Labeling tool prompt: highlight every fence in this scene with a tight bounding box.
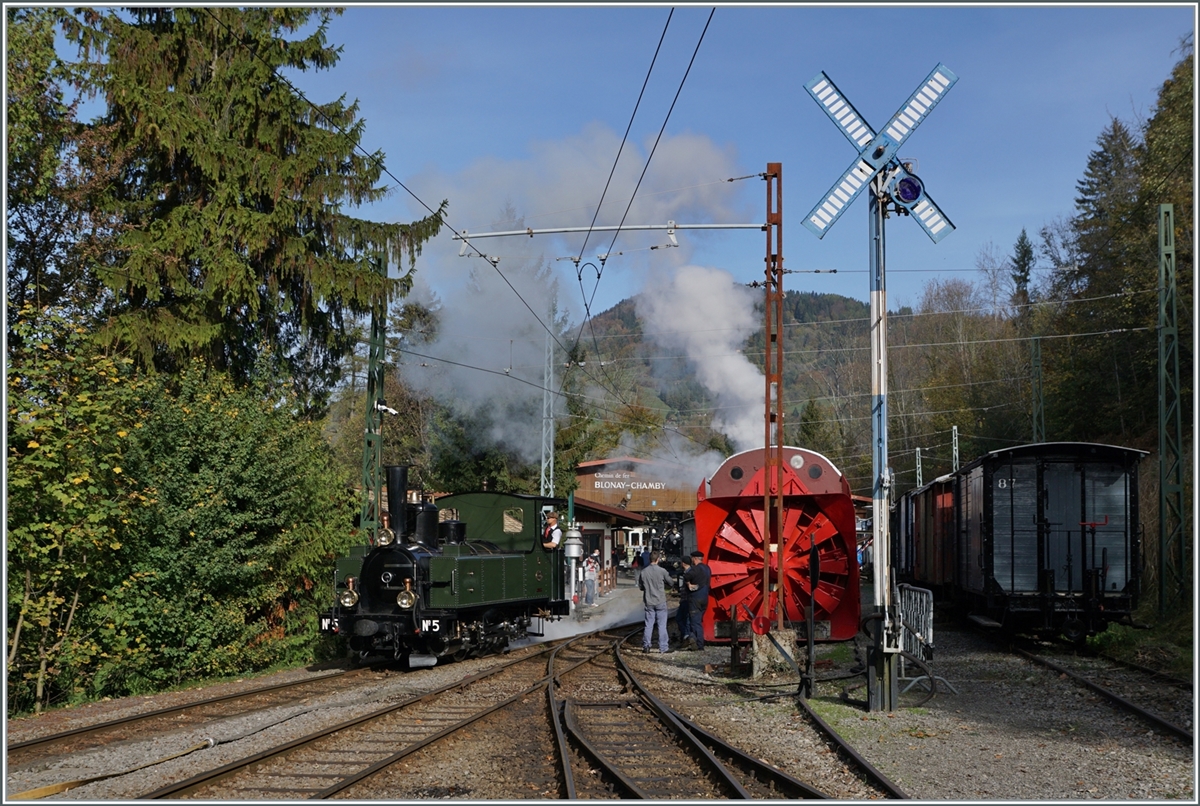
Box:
[896,583,957,695]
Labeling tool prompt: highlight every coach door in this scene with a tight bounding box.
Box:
[1042,461,1083,592]
[991,457,1039,593]
[1080,461,1135,595]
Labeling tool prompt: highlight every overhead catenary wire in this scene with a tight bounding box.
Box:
[522,6,723,472]
[568,7,716,423]
[592,7,716,291]
[199,10,1162,481]
[566,7,673,417]
[571,8,673,284]
[197,8,657,413]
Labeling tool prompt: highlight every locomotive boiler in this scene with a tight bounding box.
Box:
[319,467,570,665]
[694,447,861,643]
[895,442,1145,640]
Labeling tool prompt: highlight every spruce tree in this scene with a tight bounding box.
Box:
[1008,228,1036,321]
[63,8,444,404]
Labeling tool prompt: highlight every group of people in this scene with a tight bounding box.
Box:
[637,549,710,654]
[543,512,713,646]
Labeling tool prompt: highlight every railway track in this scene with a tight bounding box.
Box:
[138,641,570,799]
[576,633,902,796]
[10,623,923,800]
[555,631,813,798]
[302,627,843,799]
[6,669,366,770]
[1012,644,1193,744]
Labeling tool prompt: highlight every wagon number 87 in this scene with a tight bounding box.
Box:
[995,477,1018,489]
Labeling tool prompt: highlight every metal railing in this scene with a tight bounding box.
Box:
[897,583,958,695]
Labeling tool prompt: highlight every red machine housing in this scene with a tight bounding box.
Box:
[695,447,860,642]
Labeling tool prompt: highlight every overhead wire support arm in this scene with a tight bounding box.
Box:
[453,221,766,254]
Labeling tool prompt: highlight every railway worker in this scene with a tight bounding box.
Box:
[638,551,676,653]
[542,512,563,550]
[681,551,711,651]
[583,549,600,607]
[673,554,694,647]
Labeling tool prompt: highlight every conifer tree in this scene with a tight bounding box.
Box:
[1008,228,1036,324]
[63,8,445,404]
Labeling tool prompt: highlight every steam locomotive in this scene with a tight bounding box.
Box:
[894,442,1146,640]
[319,466,570,665]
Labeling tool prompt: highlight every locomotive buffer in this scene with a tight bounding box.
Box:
[801,63,958,712]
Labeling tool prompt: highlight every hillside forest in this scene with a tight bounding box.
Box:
[6,9,1193,715]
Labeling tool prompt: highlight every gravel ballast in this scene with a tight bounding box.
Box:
[6,578,1194,800]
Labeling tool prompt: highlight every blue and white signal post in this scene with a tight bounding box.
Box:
[802,64,958,711]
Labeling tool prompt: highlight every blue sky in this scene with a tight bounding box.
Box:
[284,3,1193,322]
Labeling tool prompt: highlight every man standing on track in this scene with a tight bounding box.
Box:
[638,551,675,654]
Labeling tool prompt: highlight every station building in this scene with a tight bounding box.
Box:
[574,457,701,564]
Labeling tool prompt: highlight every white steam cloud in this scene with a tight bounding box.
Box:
[397,123,754,464]
[636,264,764,452]
[403,123,750,301]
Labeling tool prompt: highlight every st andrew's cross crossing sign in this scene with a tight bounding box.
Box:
[802,63,958,242]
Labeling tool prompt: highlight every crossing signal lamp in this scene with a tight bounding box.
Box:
[887,170,925,211]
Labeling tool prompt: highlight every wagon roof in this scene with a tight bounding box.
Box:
[984,441,1149,460]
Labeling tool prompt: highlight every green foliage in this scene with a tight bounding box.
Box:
[789,399,841,459]
[1088,605,1192,679]
[60,7,445,404]
[1009,228,1036,317]
[424,406,540,495]
[106,360,357,694]
[6,306,152,713]
[6,320,359,714]
[1035,43,1192,445]
[5,8,113,333]
[1140,43,1194,425]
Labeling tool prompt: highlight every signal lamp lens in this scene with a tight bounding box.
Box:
[338,588,360,608]
[377,527,395,546]
[896,176,923,204]
[396,590,417,609]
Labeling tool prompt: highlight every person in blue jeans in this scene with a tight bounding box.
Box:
[681,551,711,650]
[638,551,676,653]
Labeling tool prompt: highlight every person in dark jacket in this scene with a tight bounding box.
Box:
[673,554,693,647]
[681,551,711,650]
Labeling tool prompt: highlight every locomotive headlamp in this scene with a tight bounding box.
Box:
[396,578,417,609]
[377,527,396,546]
[338,588,359,608]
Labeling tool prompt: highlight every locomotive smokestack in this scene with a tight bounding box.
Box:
[385,465,409,539]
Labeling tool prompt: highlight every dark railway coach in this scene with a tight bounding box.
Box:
[319,467,570,665]
[897,442,1145,639]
